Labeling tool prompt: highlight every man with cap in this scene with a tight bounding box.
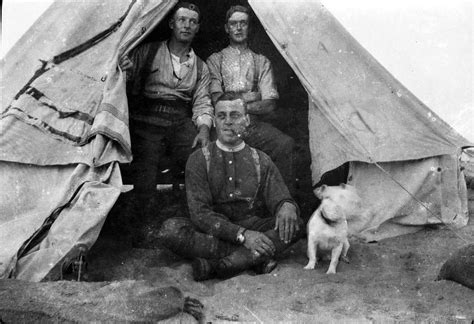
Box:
[206,5,296,194]
[119,2,213,216]
[158,92,303,281]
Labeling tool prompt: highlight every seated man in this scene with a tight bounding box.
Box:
[206,5,296,194]
[158,92,303,281]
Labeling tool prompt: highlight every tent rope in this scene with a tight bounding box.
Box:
[370,160,472,244]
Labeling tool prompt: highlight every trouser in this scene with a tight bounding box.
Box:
[158,216,304,261]
[244,121,295,195]
[121,99,196,218]
[121,118,196,194]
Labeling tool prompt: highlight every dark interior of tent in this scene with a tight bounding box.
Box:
[95,0,348,275]
[141,0,320,200]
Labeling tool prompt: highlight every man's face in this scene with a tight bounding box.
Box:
[225,11,249,44]
[215,99,250,146]
[169,8,200,43]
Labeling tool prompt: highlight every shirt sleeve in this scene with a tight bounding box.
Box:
[206,53,224,98]
[124,42,151,96]
[185,150,242,242]
[257,55,279,101]
[191,60,214,128]
[259,151,299,216]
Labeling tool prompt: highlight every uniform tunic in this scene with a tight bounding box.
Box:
[185,141,296,242]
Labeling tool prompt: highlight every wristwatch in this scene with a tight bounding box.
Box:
[236,228,247,244]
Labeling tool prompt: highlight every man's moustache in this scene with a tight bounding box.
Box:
[230,124,248,138]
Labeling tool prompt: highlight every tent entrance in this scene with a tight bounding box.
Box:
[118,0,330,227]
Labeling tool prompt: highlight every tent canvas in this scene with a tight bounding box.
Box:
[1,0,472,281]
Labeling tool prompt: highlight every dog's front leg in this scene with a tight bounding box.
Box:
[341,239,350,263]
[326,243,343,274]
[304,236,318,270]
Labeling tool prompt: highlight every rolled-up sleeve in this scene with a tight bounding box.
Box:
[206,53,224,98]
[258,55,279,101]
[186,150,241,242]
[125,43,150,96]
[192,62,214,128]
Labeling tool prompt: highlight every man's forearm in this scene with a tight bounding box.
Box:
[246,99,276,115]
[211,92,222,105]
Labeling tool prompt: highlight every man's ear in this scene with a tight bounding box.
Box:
[224,23,229,35]
[212,118,216,128]
[169,18,174,30]
[244,114,250,127]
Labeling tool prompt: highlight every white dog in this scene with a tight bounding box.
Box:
[304,184,360,274]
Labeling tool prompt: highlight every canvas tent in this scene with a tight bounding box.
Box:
[1,0,472,282]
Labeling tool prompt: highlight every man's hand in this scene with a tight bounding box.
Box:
[243,230,275,257]
[275,202,300,244]
[119,55,133,71]
[192,125,210,148]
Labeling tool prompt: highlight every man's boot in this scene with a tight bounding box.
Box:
[192,258,218,281]
[253,258,278,275]
[216,247,263,279]
[191,247,265,281]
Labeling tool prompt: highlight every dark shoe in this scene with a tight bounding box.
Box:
[192,258,217,281]
[215,247,262,279]
[254,259,278,275]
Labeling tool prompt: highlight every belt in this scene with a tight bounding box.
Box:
[146,104,180,115]
[134,97,191,117]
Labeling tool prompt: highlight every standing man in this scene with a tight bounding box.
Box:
[206,5,296,194]
[120,3,213,216]
[158,93,302,281]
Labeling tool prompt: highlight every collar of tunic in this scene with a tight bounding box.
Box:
[216,139,246,152]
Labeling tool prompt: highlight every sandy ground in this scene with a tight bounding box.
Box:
[1,187,473,323]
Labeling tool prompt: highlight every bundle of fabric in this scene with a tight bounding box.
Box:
[0,280,204,322]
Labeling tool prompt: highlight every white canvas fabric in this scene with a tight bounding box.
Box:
[0,0,178,281]
[250,0,471,240]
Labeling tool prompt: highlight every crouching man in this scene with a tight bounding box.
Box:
[158,92,303,281]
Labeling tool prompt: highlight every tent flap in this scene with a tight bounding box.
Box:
[2,0,178,165]
[0,0,177,281]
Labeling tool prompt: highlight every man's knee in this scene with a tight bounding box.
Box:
[278,134,295,155]
[158,217,193,245]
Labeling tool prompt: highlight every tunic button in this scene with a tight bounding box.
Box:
[229,193,234,197]
[229,160,233,164]
[229,177,233,181]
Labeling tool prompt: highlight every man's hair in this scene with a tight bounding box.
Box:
[216,92,248,113]
[225,5,250,23]
[171,2,201,22]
